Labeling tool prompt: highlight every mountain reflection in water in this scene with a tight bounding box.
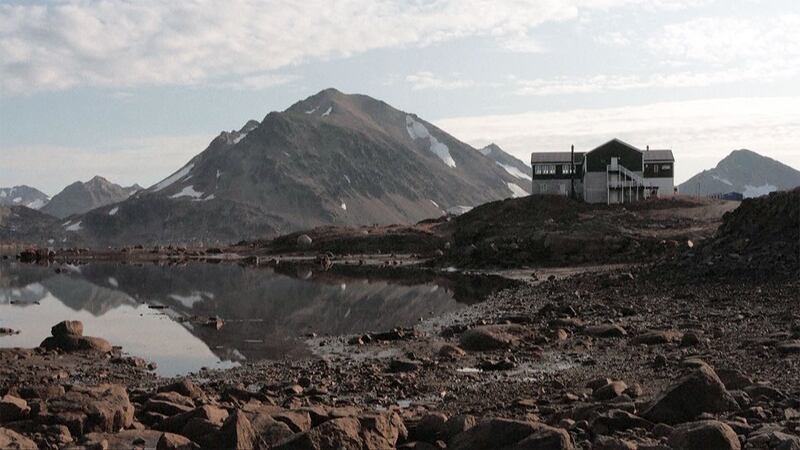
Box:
[0,260,500,377]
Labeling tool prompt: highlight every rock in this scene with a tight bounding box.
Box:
[82,430,163,450]
[594,381,628,400]
[743,384,786,401]
[633,330,683,345]
[642,366,739,424]
[160,405,228,437]
[240,404,312,433]
[777,341,800,355]
[449,418,573,450]
[437,343,466,359]
[459,325,520,351]
[0,395,30,422]
[668,420,741,450]
[442,414,478,442]
[359,411,408,449]
[157,379,206,400]
[388,359,422,373]
[40,335,112,353]
[217,410,258,450]
[45,384,134,436]
[593,435,638,450]
[156,432,199,450]
[680,332,702,347]
[715,369,753,390]
[748,430,800,450]
[0,427,37,449]
[273,417,363,450]
[592,409,653,434]
[297,234,313,248]
[240,409,295,447]
[409,412,448,443]
[144,399,194,417]
[150,391,195,409]
[51,320,84,337]
[584,324,627,338]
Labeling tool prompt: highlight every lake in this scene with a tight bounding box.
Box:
[0,259,501,377]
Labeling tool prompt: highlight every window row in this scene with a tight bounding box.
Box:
[533,164,575,175]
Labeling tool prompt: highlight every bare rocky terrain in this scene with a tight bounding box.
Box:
[0,190,798,449]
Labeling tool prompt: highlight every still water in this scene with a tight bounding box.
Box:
[0,260,499,377]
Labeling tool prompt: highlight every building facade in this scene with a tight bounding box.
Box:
[531,139,675,204]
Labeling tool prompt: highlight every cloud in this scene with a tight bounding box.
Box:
[405,72,481,91]
[435,96,800,183]
[0,0,709,95]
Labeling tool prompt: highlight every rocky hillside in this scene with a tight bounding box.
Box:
[0,205,62,244]
[41,176,141,219]
[0,185,49,210]
[679,149,800,197]
[68,89,530,245]
[479,143,532,187]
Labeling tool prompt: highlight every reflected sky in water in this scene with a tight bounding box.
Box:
[0,260,473,377]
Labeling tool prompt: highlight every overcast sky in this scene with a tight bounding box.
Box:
[1,0,799,195]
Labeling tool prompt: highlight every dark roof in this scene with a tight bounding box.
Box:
[531,152,585,163]
[643,150,675,162]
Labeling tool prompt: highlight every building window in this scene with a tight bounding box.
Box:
[661,164,671,170]
[535,164,556,175]
[653,165,659,174]
[562,164,575,174]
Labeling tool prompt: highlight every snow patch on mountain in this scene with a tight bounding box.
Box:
[712,174,733,186]
[478,147,492,156]
[305,107,317,114]
[108,206,119,216]
[170,186,204,199]
[64,221,82,231]
[322,106,332,117]
[507,182,527,198]
[26,199,46,209]
[405,116,456,168]
[344,175,351,184]
[447,206,472,216]
[497,162,532,181]
[430,199,439,208]
[107,277,118,287]
[340,202,347,210]
[12,197,21,203]
[743,183,777,198]
[153,163,194,192]
[0,191,6,198]
[233,132,247,144]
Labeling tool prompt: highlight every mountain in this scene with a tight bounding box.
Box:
[41,176,142,219]
[0,205,62,244]
[679,150,800,198]
[479,143,532,186]
[0,185,49,209]
[67,88,531,245]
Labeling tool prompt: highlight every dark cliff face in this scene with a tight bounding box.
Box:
[679,149,800,197]
[66,88,532,245]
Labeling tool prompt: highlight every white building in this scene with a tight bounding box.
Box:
[531,139,675,204]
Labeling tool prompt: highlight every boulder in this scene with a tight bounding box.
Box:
[642,366,739,424]
[216,410,259,450]
[45,384,134,436]
[0,427,37,449]
[591,409,653,434]
[593,436,638,450]
[460,325,520,351]
[632,330,683,345]
[449,418,573,450]
[159,405,228,434]
[82,430,163,449]
[40,335,112,353]
[409,412,448,443]
[51,320,83,337]
[594,381,628,400]
[437,343,466,359]
[359,412,408,448]
[273,417,363,450]
[584,324,627,338]
[668,420,741,450]
[157,378,206,400]
[0,395,30,422]
[156,432,199,450]
[442,414,478,442]
[297,234,313,248]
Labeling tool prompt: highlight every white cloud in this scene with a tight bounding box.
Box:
[406,72,479,91]
[0,0,710,94]
[436,96,800,184]
[647,15,800,66]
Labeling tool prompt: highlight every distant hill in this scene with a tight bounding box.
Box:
[41,176,141,219]
[679,149,800,198]
[64,88,530,245]
[0,205,62,244]
[0,185,49,210]
[479,143,532,188]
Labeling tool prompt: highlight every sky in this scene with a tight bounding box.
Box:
[1,0,799,195]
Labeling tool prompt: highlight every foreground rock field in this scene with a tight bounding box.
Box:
[1,190,797,449]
